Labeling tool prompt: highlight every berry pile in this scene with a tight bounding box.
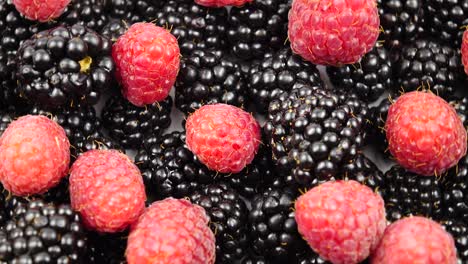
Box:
[1,0,468,263]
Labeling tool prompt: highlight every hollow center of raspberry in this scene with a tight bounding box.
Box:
[79,56,93,73]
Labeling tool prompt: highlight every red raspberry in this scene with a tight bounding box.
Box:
[371,216,457,264]
[288,0,380,66]
[385,91,467,176]
[462,29,468,75]
[12,0,70,22]
[126,198,216,264]
[195,0,252,7]
[112,22,180,106]
[295,180,386,264]
[185,104,261,173]
[69,150,146,232]
[0,115,70,196]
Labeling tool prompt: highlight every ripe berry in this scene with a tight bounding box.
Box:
[113,22,180,106]
[196,0,252,7]
[12,0,70,22]
[385,91,467,176]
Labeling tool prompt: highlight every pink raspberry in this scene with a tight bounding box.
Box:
[462,29,468,75]
[126,198,216,264]
[112,22,180,106]
[12,0,70,22]
[385,91,467,176]
[195,0,252,7]
[288,0,380,66]
[69,150,146,232]
[185,104,261,173]
[0,115,70,196]
[371,216,457,264]
[295,180,386,264]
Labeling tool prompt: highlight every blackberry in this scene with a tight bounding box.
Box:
[341,154,386,197]
[441,154,468,220]
[327,44,393,103]
[16,24,115,109]
[394,39,464,99]
[382,165,443,222]
[264,87,370,187]
[189,183,249,264]
[296,251,329,264]
[108,0,166,23]
[249,188,307,263]
[227,0,290,60]
[135,131,216,201]
[102,95,172,149]
[248,48,324,113]
[241,254,267,264]
[60,0,109,31]
[425,0,468,45]
[377,0,424,50]
[175,48,247,115]
[73,135,125,158]
[0,110,14,136]
[154,0,228,55]
[0,199,87,263]
[441,219,468,263]
[87,231,127,264]
[100,19,127,42]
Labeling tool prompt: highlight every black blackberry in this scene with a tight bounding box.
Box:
[16,24,115,109]
[0,186,6,225]
[227,0,290,60]
[394,39,464,99]
[241,253,267,264]
[425,0,468,46]
[377,0,424,50]
[108,0,166,23]
[0,110,14,136]
[248,48,324,113]
[86,231,127,264]
[60,0,109,31]
[296,251,329,264]
[264,87,370,187]
[189,183,249,264]
[441,219,468,263]
[0,199,87,263]
[154,0,228,55]
[327,44,393,103]
[100,19,128,42]
[102,95,172,149]
[341,154,386,197]
[441,154,468,220]
[382,165,443,222]
[135,131,216,200]
[249,188,307,263]
[73,135,125,158]
[175,48,247,114]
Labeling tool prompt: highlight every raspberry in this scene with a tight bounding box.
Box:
[69,149,146,232]
[185,104,261,173]
[0,115,70,196]
[385,91,467,176]
[113,22,180,106]
[12,0,70,22]
[371,216,457,264]
[288,0,380,66]
[462,29,468,75]
[295,180,386,264]
[195,0,252,7]
[126,198,216,264]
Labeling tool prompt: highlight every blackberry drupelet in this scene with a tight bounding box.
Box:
[60,0,109,31]
[296,250,329,264]
[189,183,249,264]
[0,110,14,136]
[87,231,127,264]
[176,48,247,115]
[341,154,386,197]
[377,0,424,50]
[154,0,228,55]
[102,95,172,149]
[16,24,115,109]
[227,0,290,60]
[73,135,125,157]
[108,0,166,23]
[442,154,468,220]
[248,48,324,113]
[442,219,468,263]
[395,39,464,99]
[327,44,393,102]
[0,199,87,263]
[249,188,307,263]
[135,131,216,200]
[425,0,468,46]
[382,165,443,222]
[264,87,370,187]
[100,19,128,42]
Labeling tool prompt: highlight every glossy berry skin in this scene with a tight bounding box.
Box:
[186,104,261,173]
[385,91,467,176]
[442,219,468,263]
[69,150,146,232]
[113,22,180,106]
[288,0,380,66]
[126,198,216,264]
[60,0,108,31]
[12,0,70,22]
[196,0,252,7]
[462,29,468,75]
[425,0,468,46]
[0,115,70,196]
[296,180,386,264]
[371,216,457,264]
